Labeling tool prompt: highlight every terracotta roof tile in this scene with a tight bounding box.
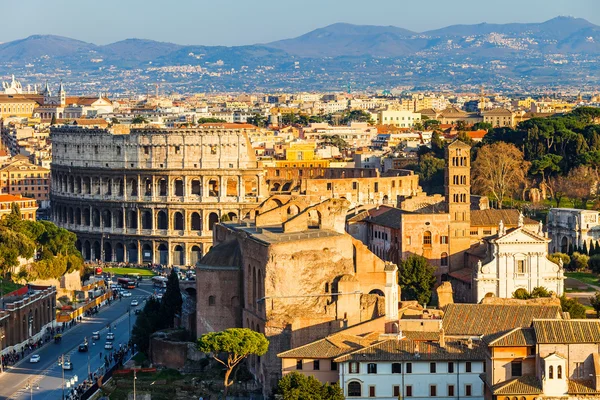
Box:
[334,339,486,362]
[568,379,600,394]
[532,319,600,343]
[484,327,536,347]
[492,375,542,395]
[277,333,377,359]
[470,209,537,227]
[442,304,562,336]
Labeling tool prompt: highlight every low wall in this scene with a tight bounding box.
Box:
[56,292,111,323]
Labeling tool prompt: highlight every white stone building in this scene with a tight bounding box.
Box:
[546,208,600,253]
[473,218,564,302]
[335,338,485,400]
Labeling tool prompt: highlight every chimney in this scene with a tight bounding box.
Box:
[439,328,445,348]
[467,338,473,350]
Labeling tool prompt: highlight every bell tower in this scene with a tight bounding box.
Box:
[445,140,471,272]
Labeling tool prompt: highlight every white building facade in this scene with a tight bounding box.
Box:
[546,208,600,254]
[473,221,565,302]
[335,339,485,400]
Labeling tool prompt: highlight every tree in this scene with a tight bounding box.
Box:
[159,270,183,328]
[247,113,267,128]
[197,328,269,396]
[560,295,586,319]
[276,372,344,400]
[590,292,600,318]
[418,154,445,194]
[472,142,530,208]
[398,255,437,305]
[473,122,493,131]
[513,288,530,299]
[197,117,226,124]
[548,253,570,267]
[569,252,589,271]
[424,119,441,130]
[132,116,149,124]
[530,286,552,298]
[132,297,162,354]
[583,240,589,255]
[589,254,600,274]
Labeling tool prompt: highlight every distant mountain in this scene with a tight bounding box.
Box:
[265,23,418,57]
[100,39,182,62]
[0,35,96,62]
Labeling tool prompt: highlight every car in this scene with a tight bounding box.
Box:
[122,291,132,297]
[92,331,100,340]
[29,355,40,363]
[78,343,88,352]
[131,300,139,306]
[156,293,163,300]
[104,342,113,350]
[134,309,141,315]
[62,361,73,370]
[107,332,115,340]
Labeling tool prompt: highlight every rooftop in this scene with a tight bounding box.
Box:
[222,221,344,245]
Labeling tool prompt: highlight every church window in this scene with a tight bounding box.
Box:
[517,260,526,274]
[441,236,448,244]
[208,296,216,306]
[423,231,432,246]
[549,365,553,379]
[557,365,562,379]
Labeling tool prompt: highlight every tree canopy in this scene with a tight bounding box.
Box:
[197,328,269,395]
[398,254,437,305]
[197,117,226,124]
[276,372,344,400]
[559,295,586,319]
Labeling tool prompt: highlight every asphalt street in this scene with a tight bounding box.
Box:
[0,282,155,400]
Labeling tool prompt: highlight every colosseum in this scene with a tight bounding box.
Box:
[50,125,267,266]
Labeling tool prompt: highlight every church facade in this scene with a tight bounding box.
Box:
[472,219,564,302]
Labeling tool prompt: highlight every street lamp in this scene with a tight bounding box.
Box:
[25,379,39,400]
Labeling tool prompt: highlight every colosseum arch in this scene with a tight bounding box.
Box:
[208,212,219,230]
[102,177,111,195]
[104,242,113,262]
[158,178,168,196]
[93,241,101,261]
[157,211,168,230]
[190,245,202,266]
[174,212,184,231]
[75,207,81,225]
[115,243,125,262]
[142,243,152,262]
[115,210,124,229]
[92,209,101,227]
[144,178,153,196]
[68,176,74,193]
[129,178,138,197]
[226,178,238,197]
[174,178,184,197]
[243,177,258,198]
[307,210,322,229]
[191,212,202,231]
[157,244,168,265]
[174,245,184,265]
[102,210,112,228]
[117,179,124,197]
[207,178,219,197]
[83,241,91,260]
[75,177,82,194]
[83,177,91,194]
[68,207,74,224]
[142,210,152,230]
[83,208,91,226]
[190,179,201,196]
[128,243,138,263]
[127,210,138,229]
[287,204,300,217]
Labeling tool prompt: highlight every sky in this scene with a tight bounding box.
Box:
[3,0,599,45]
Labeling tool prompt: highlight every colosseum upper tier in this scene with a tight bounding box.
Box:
[50,125,267,266]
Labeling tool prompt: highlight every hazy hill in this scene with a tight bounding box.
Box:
[0,35,96,61]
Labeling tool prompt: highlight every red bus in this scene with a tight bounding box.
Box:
[95,266,103,275]
[117,277,135,289]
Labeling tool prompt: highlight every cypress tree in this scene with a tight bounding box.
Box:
[583,240,588,255]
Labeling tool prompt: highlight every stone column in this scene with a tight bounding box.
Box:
[137,240,142,265]
[123,174,128,200]
[137,174,141,198]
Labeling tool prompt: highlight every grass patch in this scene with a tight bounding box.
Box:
[565,272,600,287]
[105,267,156,277]
[0,280,23,296]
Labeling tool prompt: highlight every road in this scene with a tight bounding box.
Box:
[0,282,155,400]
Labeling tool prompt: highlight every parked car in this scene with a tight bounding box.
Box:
[104,342,113,350]
[131,300,139,306]
[92,331,100,340]
[107,332,115,340]
[29,355,40,363]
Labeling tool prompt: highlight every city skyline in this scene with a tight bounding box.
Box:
[3,0,599,46]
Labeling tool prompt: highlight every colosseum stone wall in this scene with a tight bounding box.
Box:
[50,125,267,266]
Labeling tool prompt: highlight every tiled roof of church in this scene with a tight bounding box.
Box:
[492,376,542,395]
[277,332,379,359]
[198,239,242,268]
[471,209,537,226]
[532,319,600,343]
[367,208,408,229]
[484,327,536,347]
[442,304,562,336]
[568,379,600,395]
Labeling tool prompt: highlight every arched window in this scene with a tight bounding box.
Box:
[423,231,432,246]
[549,365,553,379]
[557,365,562,379]
[441,252,448,266]
[347,382,361,397]
[208,296,216,306]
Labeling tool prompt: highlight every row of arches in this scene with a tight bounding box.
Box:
[1,296,55,348]
[54,205,241,233]
[52,172,259,199]
[76,240,204,266]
